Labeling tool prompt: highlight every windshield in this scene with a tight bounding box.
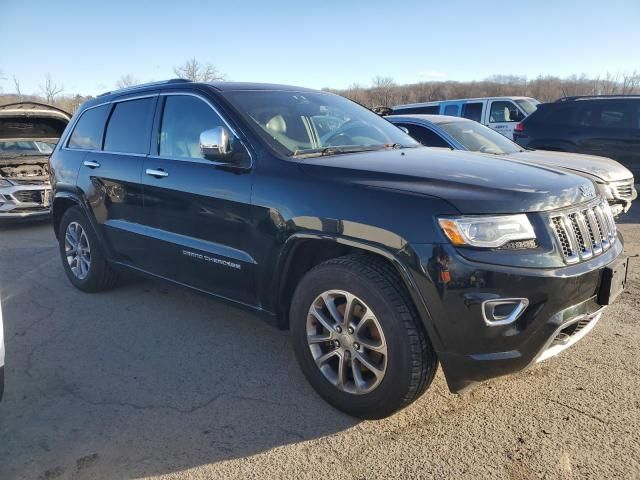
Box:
[226,91,419,157]
[439,121,523,155]
[515,98,539,116]
[0,140,55,156]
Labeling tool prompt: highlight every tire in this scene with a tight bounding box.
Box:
[58,206,120,292]
[290,254,438,419]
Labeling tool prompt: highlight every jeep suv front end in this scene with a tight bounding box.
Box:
[410,197,626,392]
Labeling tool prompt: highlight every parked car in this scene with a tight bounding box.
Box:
[513,95,640,182]
[387,114,637,216]
[0,298,4,401]
[0,102,71,221]
[50,80,627,419]
[392,96,540,139]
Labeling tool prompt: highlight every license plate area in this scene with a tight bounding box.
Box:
[597,257,628,305]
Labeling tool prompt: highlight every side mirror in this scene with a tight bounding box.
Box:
[398,126,410,134]
[509,110,522,122]
[200,127,231,160]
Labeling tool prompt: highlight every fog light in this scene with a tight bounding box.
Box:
[482,298,529,326]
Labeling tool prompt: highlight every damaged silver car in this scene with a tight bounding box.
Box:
[0,102,71,221]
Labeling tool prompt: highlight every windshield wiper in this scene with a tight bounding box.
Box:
[291,143,418,159]
[291,145,384,159]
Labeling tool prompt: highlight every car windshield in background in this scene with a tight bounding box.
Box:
[515,98,539,116]
[439,121,523,155]
[0,140,55,155]
[227,91,419,157]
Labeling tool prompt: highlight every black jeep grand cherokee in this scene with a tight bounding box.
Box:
[49,80,628,418]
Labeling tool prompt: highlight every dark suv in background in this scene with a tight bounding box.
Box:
[513,95,640,181]
[49,80,627,418]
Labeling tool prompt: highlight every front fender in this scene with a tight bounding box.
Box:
[273,232,446,352]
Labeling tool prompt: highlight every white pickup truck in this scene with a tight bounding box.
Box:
[392,96,540,140]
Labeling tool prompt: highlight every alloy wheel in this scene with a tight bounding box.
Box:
[306,290,388,395]
[65,221,91,280]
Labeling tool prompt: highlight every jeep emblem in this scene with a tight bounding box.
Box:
[579,183,596,198]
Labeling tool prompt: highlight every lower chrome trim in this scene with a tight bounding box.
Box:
[535,307,605,363]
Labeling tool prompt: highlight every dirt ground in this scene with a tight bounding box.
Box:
[0,212,638,480]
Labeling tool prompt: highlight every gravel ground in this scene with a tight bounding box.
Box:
[0,211,638,480]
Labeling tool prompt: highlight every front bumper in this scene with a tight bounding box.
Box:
[0,183,51,221]
[408,238,625,393]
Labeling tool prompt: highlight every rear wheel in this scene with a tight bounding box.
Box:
[291,254,437,419]
[58,206,120,292]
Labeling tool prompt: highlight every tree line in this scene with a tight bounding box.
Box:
[1,63,639,113]
[326,72,640,107]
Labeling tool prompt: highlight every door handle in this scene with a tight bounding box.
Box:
[83,160,101,169]
[146,168,169,178]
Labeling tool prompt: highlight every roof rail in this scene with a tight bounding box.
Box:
[97,78,191,97]
[556,94,640,102]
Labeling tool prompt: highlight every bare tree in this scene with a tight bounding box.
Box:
[370,76,396,107]
[116,74,140,89]
[173,58,225,82]
[620,71,640,94]
[12,76,23,101]
[39,74,64,104]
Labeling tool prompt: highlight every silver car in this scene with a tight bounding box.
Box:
[0,298,4,400]
[387,114,637,216]
[0,102,71,221]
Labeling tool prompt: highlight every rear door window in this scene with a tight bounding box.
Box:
[104,97,156,154]
[398,123,451,148]
[443,105,459,116]
[67,104,109,150]
[573,102,632,129]
[461,103,483,122]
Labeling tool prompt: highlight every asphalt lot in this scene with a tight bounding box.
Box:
[0,212,639,480]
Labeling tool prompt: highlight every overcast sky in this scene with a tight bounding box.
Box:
[1,0,639,96]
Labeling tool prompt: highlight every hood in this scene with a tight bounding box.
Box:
[299,148,598,214]
[0,102,71,141]
[508,150,633,183]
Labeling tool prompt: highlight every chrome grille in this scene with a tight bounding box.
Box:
[549,200,617,264]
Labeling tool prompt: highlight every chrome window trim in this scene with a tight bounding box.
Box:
[146,154,239,167]
[62,94,160,152]
[60,90,252,167]
[99,151,148,158]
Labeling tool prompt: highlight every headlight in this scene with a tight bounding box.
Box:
[0,178,14,188]
[438,214,536,248]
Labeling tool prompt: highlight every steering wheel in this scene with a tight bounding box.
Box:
[322,120,370,146]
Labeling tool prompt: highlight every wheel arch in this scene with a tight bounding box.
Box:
[52,193,114,261]
[52,193,82,237]
[274,233,443,350]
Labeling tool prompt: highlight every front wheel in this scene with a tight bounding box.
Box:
[290,254,438,419]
